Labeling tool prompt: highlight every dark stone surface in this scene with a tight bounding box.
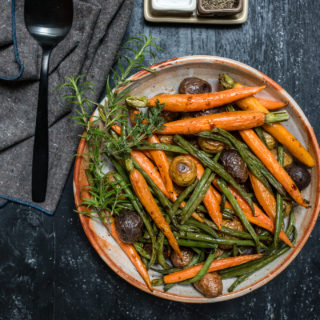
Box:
[1,0,319,319]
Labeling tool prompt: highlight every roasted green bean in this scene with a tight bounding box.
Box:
[170,178,199,217]
[286,209,296,237]
[186,219,219,238]
[157,233,171,269]
[222,209,235,220]
[273,145,284,248]
[217,179,262,251]
[195,132,232,147]
[133,242,151,260]
[228,273,249,292]
[254,127,268,148]
[137,143,188,154]
[178,224,201,233]
[180,169,214,224]
[174,231,256,247]
[221,246,290,279]
[201,218,272,241]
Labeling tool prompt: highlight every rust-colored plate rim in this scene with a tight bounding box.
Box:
[73,55,320,303]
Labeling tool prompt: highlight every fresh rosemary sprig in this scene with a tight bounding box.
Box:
[79,169,132,220]
[61,34,162,217]
[104,100,164,158]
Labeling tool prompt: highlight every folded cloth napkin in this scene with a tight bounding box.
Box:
[0,0,134,214]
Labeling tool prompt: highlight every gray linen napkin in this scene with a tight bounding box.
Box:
[0,0,134,214]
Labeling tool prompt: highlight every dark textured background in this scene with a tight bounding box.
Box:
[1,0,319,319]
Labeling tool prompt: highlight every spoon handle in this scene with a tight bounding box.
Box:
[32,48,51,202]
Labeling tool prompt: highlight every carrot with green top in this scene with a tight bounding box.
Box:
[163,254,263,284]
[155,110,289,135]
[148,86,266,112]
[219,74,315,167]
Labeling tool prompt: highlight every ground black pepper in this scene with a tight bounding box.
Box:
[202,0,238,10]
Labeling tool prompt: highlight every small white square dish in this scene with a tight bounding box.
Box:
[151,0,196,14]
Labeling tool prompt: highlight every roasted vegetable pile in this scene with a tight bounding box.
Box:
[66,36,313,298]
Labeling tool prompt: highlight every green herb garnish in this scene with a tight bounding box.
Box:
[61,35,162,217]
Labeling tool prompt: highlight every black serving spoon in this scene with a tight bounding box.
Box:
[25,0,73,202]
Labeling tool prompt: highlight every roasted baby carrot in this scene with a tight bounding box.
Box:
[148,86,266,112]
[263,123,315,167]
[147,135,175,200]
[255,97,287,110]
[206,180,234,210]
[143,150,153,160]
[129,168,182,258]
[155,110,287,135]
[249,172,276,221]
[111,124,122,135]
[163,254,263,284]
[130,109,140,126]
[131,150,170,198]
[240,129,308,207]
[220,75,315,167]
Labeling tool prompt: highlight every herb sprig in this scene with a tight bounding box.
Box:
[104,100,164,158]
[61,34,162,216]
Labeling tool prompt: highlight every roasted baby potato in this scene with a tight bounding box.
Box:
[179,77,212,94]
[170,247,194,268]
[198,137,225,154]
[169,155,197,187]
[193,272,223,298]
[220,149,249,183]
[115,210,143,244]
